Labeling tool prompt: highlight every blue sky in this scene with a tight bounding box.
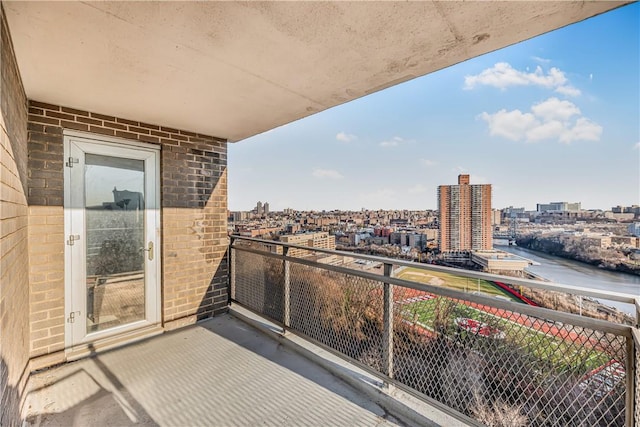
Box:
[229,4,639,212]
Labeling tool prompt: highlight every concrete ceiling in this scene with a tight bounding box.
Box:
[4,1,629,142]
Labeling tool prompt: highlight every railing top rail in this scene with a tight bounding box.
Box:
[230,235,640,306]
[234,243,633,336]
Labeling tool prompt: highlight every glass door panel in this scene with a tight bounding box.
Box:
[84,154,146,333]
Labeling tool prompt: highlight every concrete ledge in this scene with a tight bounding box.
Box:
[229,304,474,427]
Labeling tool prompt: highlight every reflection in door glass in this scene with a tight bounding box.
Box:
[85,154,145,333]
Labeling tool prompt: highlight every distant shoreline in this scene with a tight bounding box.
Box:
[515,236,640,277]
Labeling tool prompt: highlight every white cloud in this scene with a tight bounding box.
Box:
[380,136,407,147]
[336,131,357,142]
[312,168,343,179]
[464,62,568,91]
[407,184,427,194]
[452,166,467,173]
[479,109,538,141]
[559,118,602,144]
[531,97,581,121]
[634,142,640,150]
[479,97,602,144]
[525,120,565,142]
[465,62,581,97]
[589,73,594,82]
[532,56,551,64]
[555,85,581,97]
[419,158,437,167]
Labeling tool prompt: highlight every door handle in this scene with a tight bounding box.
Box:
[144,241,154,261]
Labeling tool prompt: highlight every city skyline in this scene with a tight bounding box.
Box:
[228,3,639,212]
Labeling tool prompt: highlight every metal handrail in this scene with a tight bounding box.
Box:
[230,235,639,306]
[233,242,632,336]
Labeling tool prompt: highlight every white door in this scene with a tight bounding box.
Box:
[64,133,160,347]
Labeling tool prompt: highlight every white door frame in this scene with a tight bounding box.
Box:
[63,130,161,349]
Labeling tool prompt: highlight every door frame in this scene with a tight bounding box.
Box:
[63,130,161,350]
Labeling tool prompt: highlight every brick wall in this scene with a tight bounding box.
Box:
[0,5,29,426]
[26,108,64,360]
[27,101,228,356]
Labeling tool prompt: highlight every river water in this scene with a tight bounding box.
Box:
[496,242,640,314]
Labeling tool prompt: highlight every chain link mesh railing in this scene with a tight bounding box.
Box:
[634,330,640,427]
[289,264,384,371]
[233,240,285,323]
[393,289,627,426]
[231,238,637,427]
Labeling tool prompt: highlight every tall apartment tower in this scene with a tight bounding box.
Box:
[438,174,492,252]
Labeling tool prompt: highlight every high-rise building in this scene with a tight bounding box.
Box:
[438,174,492,252]
[263,202,270,215]
[491,209,502,226]
[256,201,263,215]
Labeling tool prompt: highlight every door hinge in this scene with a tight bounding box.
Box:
[65,157,79,168]
[66,234,80,246]
[67,311,80,323]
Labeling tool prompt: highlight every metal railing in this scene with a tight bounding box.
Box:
[230,236,639,427]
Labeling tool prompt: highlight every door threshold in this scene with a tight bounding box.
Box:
[65,324,164,362]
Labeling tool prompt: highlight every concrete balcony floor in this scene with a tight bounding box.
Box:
[23,314,416,427]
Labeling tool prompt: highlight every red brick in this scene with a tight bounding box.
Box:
[114,130,138,140]
[161,126,180,133]
[28,123,44,132]
[151,130,170,138]
[116,117,139,126]
[46,111,75,121]
[89,126,115,136]
[179,129,197,137]
[128,126,150,134]
[76,116,102,126]
[61,106,89,116]
[90,112,116,121]
[29,115,59,126]
[138,122,160,131]
[103,121,127,130]
[138,134,160,144]
[30,101,60,111]
[60,120,88,131]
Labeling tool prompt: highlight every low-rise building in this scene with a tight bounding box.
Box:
[279,231,336,257]
[611,236,639,248]
[536,201,581,212]
[471,251,531,272]
[584,236,612,249]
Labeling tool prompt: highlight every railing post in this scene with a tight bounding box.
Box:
[283,246,290,328]
[383,262,394,380]
[229,238,236,301]
[625,332,636,427]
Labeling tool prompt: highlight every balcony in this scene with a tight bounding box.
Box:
[24,236,639,426]
[26,312,454,426]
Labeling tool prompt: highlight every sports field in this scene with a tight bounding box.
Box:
[401,296,610,372]
[395,267,520,302]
